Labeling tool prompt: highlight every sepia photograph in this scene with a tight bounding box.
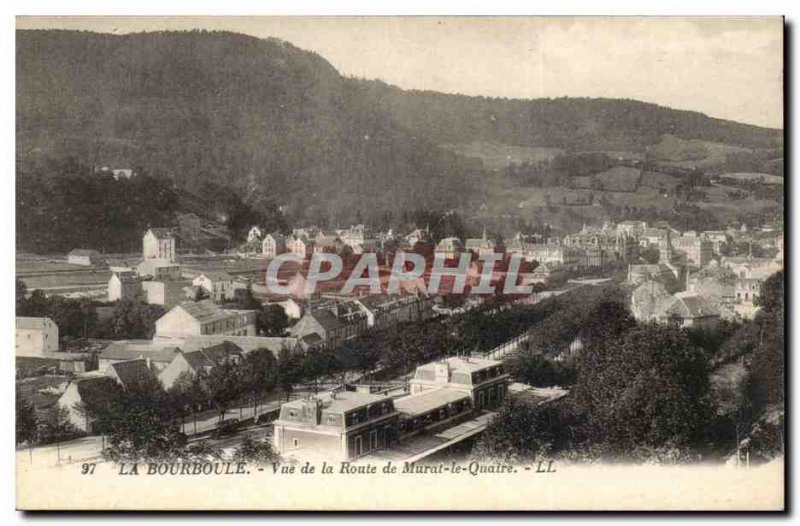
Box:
[12,14,785,511]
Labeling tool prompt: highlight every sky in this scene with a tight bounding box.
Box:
[16,16,784,129]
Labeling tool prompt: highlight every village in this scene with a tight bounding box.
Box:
[15,213,784,466]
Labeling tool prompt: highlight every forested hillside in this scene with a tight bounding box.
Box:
[16,29,784,252]
[354,80,783,152]
[17,30,479,234]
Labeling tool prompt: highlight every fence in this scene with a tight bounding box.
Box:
[476,332,532,361]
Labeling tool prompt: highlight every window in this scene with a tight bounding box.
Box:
[292,438,300,448]
[354,436,363,456]
[370,430,378,451]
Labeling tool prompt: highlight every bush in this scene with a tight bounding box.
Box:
[231,434,279,465]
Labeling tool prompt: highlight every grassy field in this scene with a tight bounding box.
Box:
[572,166,641,192]
[444,141,563,171]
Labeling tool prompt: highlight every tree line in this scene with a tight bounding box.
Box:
[473,271,785,464]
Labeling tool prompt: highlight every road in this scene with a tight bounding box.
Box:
[16,435,104,468]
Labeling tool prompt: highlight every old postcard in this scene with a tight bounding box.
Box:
[14,16,784,511]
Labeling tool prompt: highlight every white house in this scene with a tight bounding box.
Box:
[434,237,465,259]
[57,376,121,432]
[247,226,263,244]
[15,317,59,356]
[354,293,434,328]
[406,228,432,247]
[464,229,498,257]
[192,271,235,301]
[154,300,257,338]
[262,233,287,259]
[136,260,182,281]
[158,341,244,389]
[289,236,314,258]
[408,356,510,412]
[58,358,155,432]
[108,271,143,302]
[278,298,304,320]
[142,280,192,308]
[143,228,176,262]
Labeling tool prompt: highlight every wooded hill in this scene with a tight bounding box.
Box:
[16,29,783,250]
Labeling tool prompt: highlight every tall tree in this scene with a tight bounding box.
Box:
[276,347,302,401]
[257,304,290,336]
[102,299,166,340]
[574,323,712,459]
[748,270,784,410]
[241,349,277,418]
[16,390,38,448]
[167,371,207,435]
[205,359,244,423]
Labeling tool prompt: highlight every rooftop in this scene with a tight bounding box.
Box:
[393,388,470,417]
[667,293,722,319]
[107,358,153,389]
[177,300,255,324]
[101,341,181,363]
[417,356,503,375]
[284,390,392,416]
[306,309,346,332]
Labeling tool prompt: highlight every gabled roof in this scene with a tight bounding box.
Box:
[100,340,180,363]
[165,335,297,354]
[182,341,243,372]
[356,293,394,310]
[665,293,721,319]
[263,232,286,242]
[435,237,464,252]
[175,300,252,324]
[107,359,153,390]
[308,309,345,332]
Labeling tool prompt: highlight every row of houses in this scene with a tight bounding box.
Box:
[58,341,248,431]
[628,250,783,326]
[249,225,385,259]
[287,293,436,348]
